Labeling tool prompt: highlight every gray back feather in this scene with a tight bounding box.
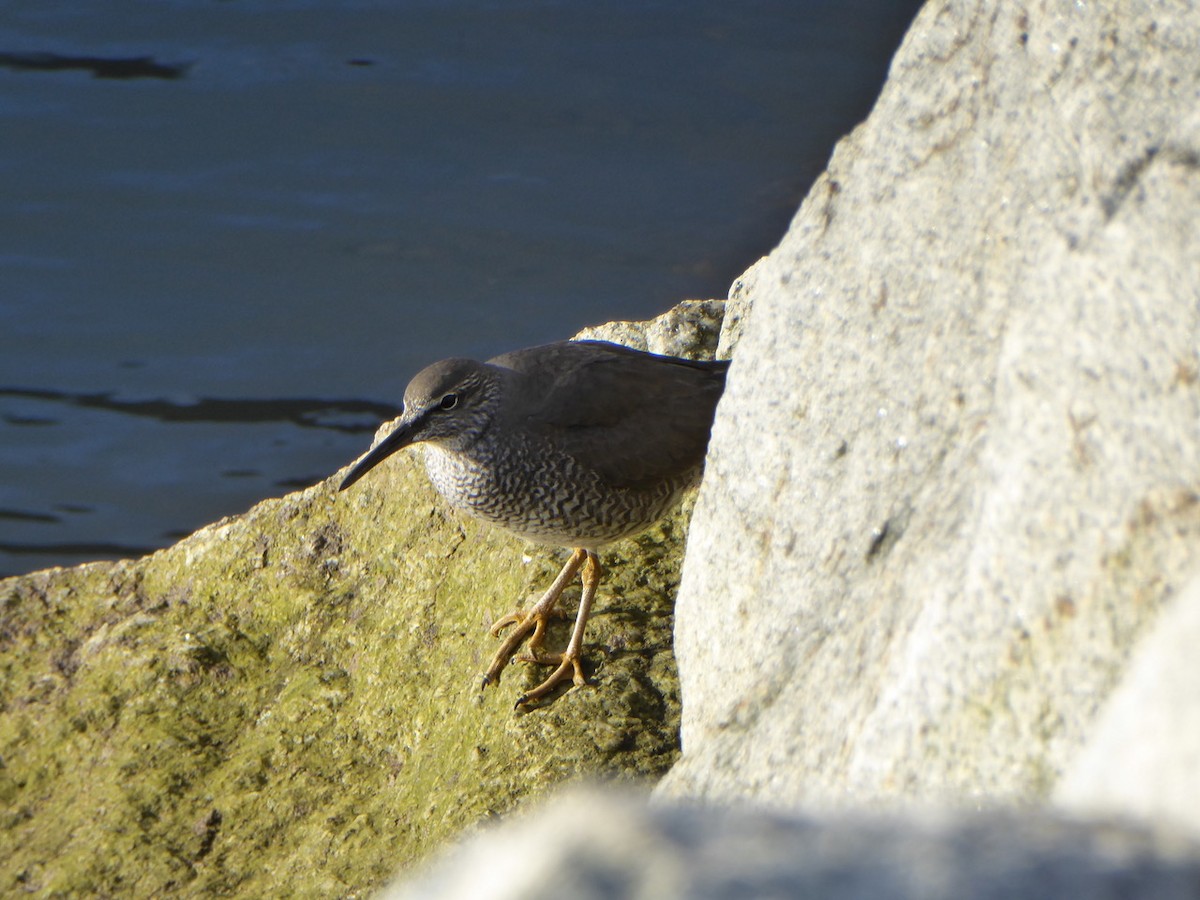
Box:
[488,340,728,489]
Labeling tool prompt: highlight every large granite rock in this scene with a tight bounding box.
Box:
[0,306,719,896]
[1055,573,1200,838]
[660,0,1200,809]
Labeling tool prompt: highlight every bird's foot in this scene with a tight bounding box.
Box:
[481,608,553,689]
[512,651,589,708]
[479,548,599,708]
[480,609,589,705]
[488,605,568,641]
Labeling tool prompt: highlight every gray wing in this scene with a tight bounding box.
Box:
[489,340,729,489]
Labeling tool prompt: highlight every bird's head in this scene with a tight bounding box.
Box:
[338,358,498,491]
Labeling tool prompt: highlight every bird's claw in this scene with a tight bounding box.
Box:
[482,608,551,687]
[487,611,523,638]
[512,652,589,708]
[489,606,568,638]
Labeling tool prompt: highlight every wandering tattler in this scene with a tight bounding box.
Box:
[338,339,728,707]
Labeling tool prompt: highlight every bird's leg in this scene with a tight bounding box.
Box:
[481,547,587,689]
[513,551,601,708]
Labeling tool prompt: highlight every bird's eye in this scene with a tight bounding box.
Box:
[438,393,459,411]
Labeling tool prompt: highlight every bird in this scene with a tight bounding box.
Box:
[337,339,729,707]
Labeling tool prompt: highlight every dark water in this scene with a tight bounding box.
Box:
[0,0,923,577]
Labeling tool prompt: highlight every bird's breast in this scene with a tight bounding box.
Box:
[419,437,689,548]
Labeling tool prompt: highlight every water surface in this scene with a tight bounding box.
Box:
[0,0,923,576]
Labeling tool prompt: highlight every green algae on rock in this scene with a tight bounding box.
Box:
[0,438,687,897]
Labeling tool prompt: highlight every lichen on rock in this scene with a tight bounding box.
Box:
[0,302,723,896]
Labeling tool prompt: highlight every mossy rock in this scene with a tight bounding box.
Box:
[0,451,687,897]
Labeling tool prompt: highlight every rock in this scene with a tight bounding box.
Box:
[1055,573,1200,838]
[660,0,1200,809]
[0,302,722,896]
[575,299,726,360]
[384,788,1200,900]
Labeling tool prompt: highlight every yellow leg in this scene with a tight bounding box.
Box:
[513,551,601,708]
[481,548,587,690]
